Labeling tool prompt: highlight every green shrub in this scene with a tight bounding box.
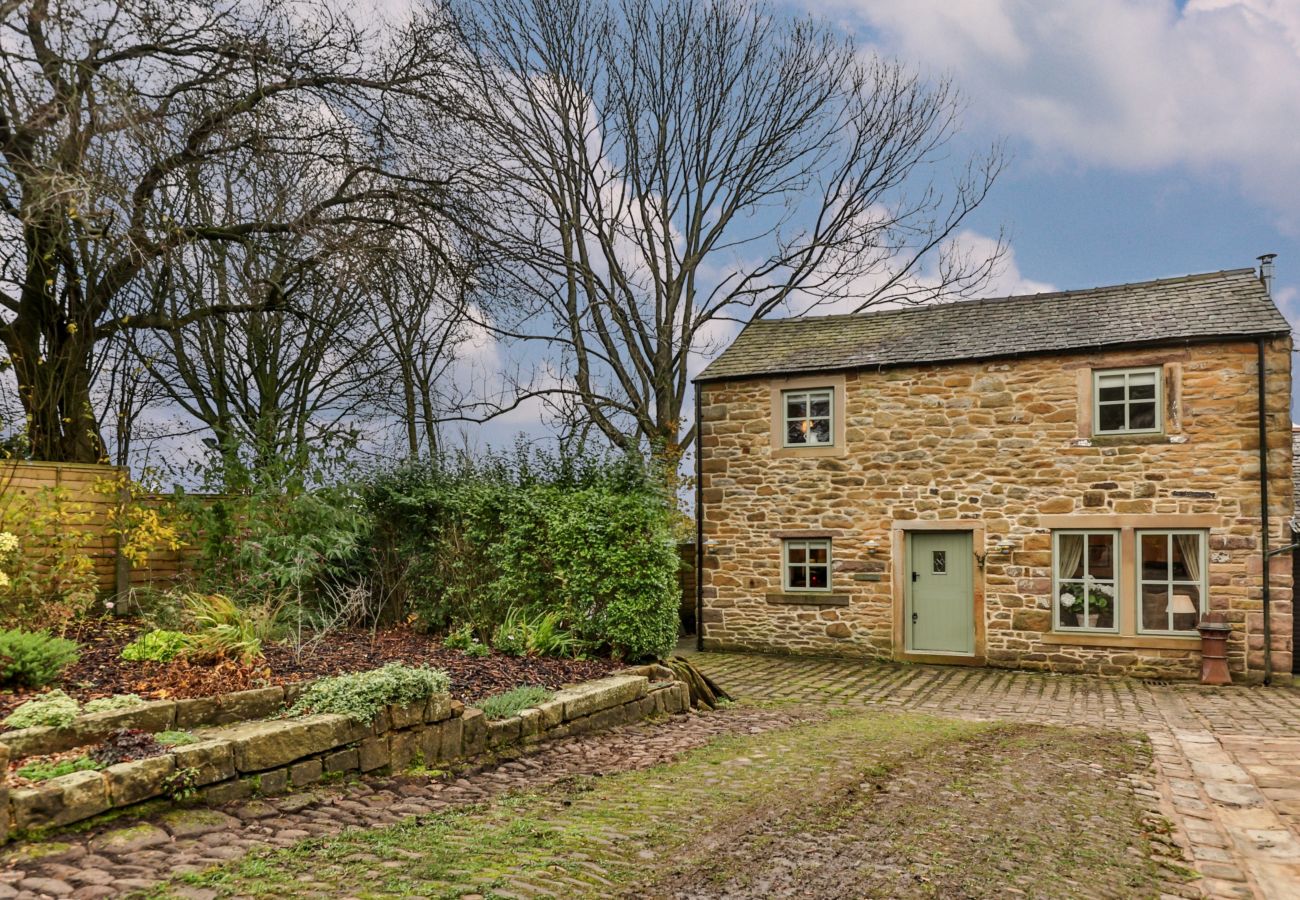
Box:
[181,481,367,604]
[83,694,145,714]
[156,730,198,746]
[364,447,680,660]
[490,486,679,661]
[3,689,81,729]
[287,663,450,722]
[478,685,553,721]
[492,608,576,658]
[0,628,80,688]
[121,630,192,663]
[16,755,101,781]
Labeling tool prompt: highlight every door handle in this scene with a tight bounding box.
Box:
[911,612,918,624]
[911,571,919,583]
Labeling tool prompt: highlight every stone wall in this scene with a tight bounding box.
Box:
[1,670,690,840]
[697,337,1294,679]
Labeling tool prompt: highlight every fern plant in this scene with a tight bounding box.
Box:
[491,608,577,658]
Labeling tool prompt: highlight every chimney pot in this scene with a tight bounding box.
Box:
[1258,253,1277,297]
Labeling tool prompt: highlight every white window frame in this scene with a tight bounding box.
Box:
[1052,529,1121,634]
[782,538,832,592]
[1093,366,1162,436]
[1136,529,1207,636]
[782,388,835,448]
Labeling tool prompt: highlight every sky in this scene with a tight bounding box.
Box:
[459,0,1300,453]
[829,0,1300,375]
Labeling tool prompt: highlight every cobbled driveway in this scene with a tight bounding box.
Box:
[2,653,1299,899]
[686,649,1300,900]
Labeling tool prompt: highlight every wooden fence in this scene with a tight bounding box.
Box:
[0,461,197,596]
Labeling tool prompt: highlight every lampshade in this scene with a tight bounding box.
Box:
[1170,593,1198,616]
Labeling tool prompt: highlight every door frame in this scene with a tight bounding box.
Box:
[892,521,986,666]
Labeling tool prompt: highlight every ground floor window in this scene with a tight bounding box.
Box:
[1053,530,1119,632]
[1137,530,1206,634]
[1048,523,1210,638]
[784,538,830,590]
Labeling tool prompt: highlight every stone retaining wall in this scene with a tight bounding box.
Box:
[0,670,689,841]
[0,685,293,761]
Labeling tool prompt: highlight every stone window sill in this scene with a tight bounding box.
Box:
[765,592,850,607]
[1074,433,1185,448]
[1040,632,1200,650]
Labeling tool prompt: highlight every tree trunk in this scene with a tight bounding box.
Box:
[4,303,105,463]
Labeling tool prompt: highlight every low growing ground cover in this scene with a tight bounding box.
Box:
[0,620,616,719]
[165,710,1161,899]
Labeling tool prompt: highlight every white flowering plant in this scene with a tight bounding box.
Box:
[0,530,17,592]
[1059,582,1114,615]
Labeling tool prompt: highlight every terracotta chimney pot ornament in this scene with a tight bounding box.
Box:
[1197,610,1232,686]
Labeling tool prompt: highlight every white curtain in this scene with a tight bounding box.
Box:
[1176,533,1201,584]
[1057,534,1085,581]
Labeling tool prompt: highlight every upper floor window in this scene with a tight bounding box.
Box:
[783,388,834,446]
[1053,530,1119,632]
[784,538,830,591]
[1094,367,1161,435]
[1138,530,1206,635]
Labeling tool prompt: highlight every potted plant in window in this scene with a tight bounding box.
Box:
[1085,584,1114,628]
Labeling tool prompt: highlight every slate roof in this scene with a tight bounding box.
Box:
[697,268,1292,382]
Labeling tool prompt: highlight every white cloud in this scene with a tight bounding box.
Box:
[833,0,1300,226]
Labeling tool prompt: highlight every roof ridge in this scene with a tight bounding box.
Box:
[763,267,1263,327]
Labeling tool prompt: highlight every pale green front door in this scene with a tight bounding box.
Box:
[906,532,975,655]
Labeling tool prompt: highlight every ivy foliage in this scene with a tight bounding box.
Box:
[287,663,450,722]
[365,445,680,662]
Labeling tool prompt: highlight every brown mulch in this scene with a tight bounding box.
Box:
[0,618,620,719]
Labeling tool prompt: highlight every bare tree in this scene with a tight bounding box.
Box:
[361,227,481,460]
[457,0,1005,459]
[0,0,471,462]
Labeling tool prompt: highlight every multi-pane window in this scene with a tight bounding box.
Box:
[1138,531,1206,634]
[783,389,833,446]
[1053,530,1119,632]
[784,539,830,591]
[1094,367,1161,434]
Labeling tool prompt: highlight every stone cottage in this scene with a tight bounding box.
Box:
[693,264,1294,681]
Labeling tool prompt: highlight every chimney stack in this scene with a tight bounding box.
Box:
[1258,253,1277,297]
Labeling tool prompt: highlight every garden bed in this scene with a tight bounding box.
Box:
[0,619,619,719]
[0,668,689,839]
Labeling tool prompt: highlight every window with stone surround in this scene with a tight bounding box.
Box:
[782,388,834,446]
[1053,530,1119,632]
[1137,530,1206,635]
[784,538,831,591]
[1093,367,1161,435]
